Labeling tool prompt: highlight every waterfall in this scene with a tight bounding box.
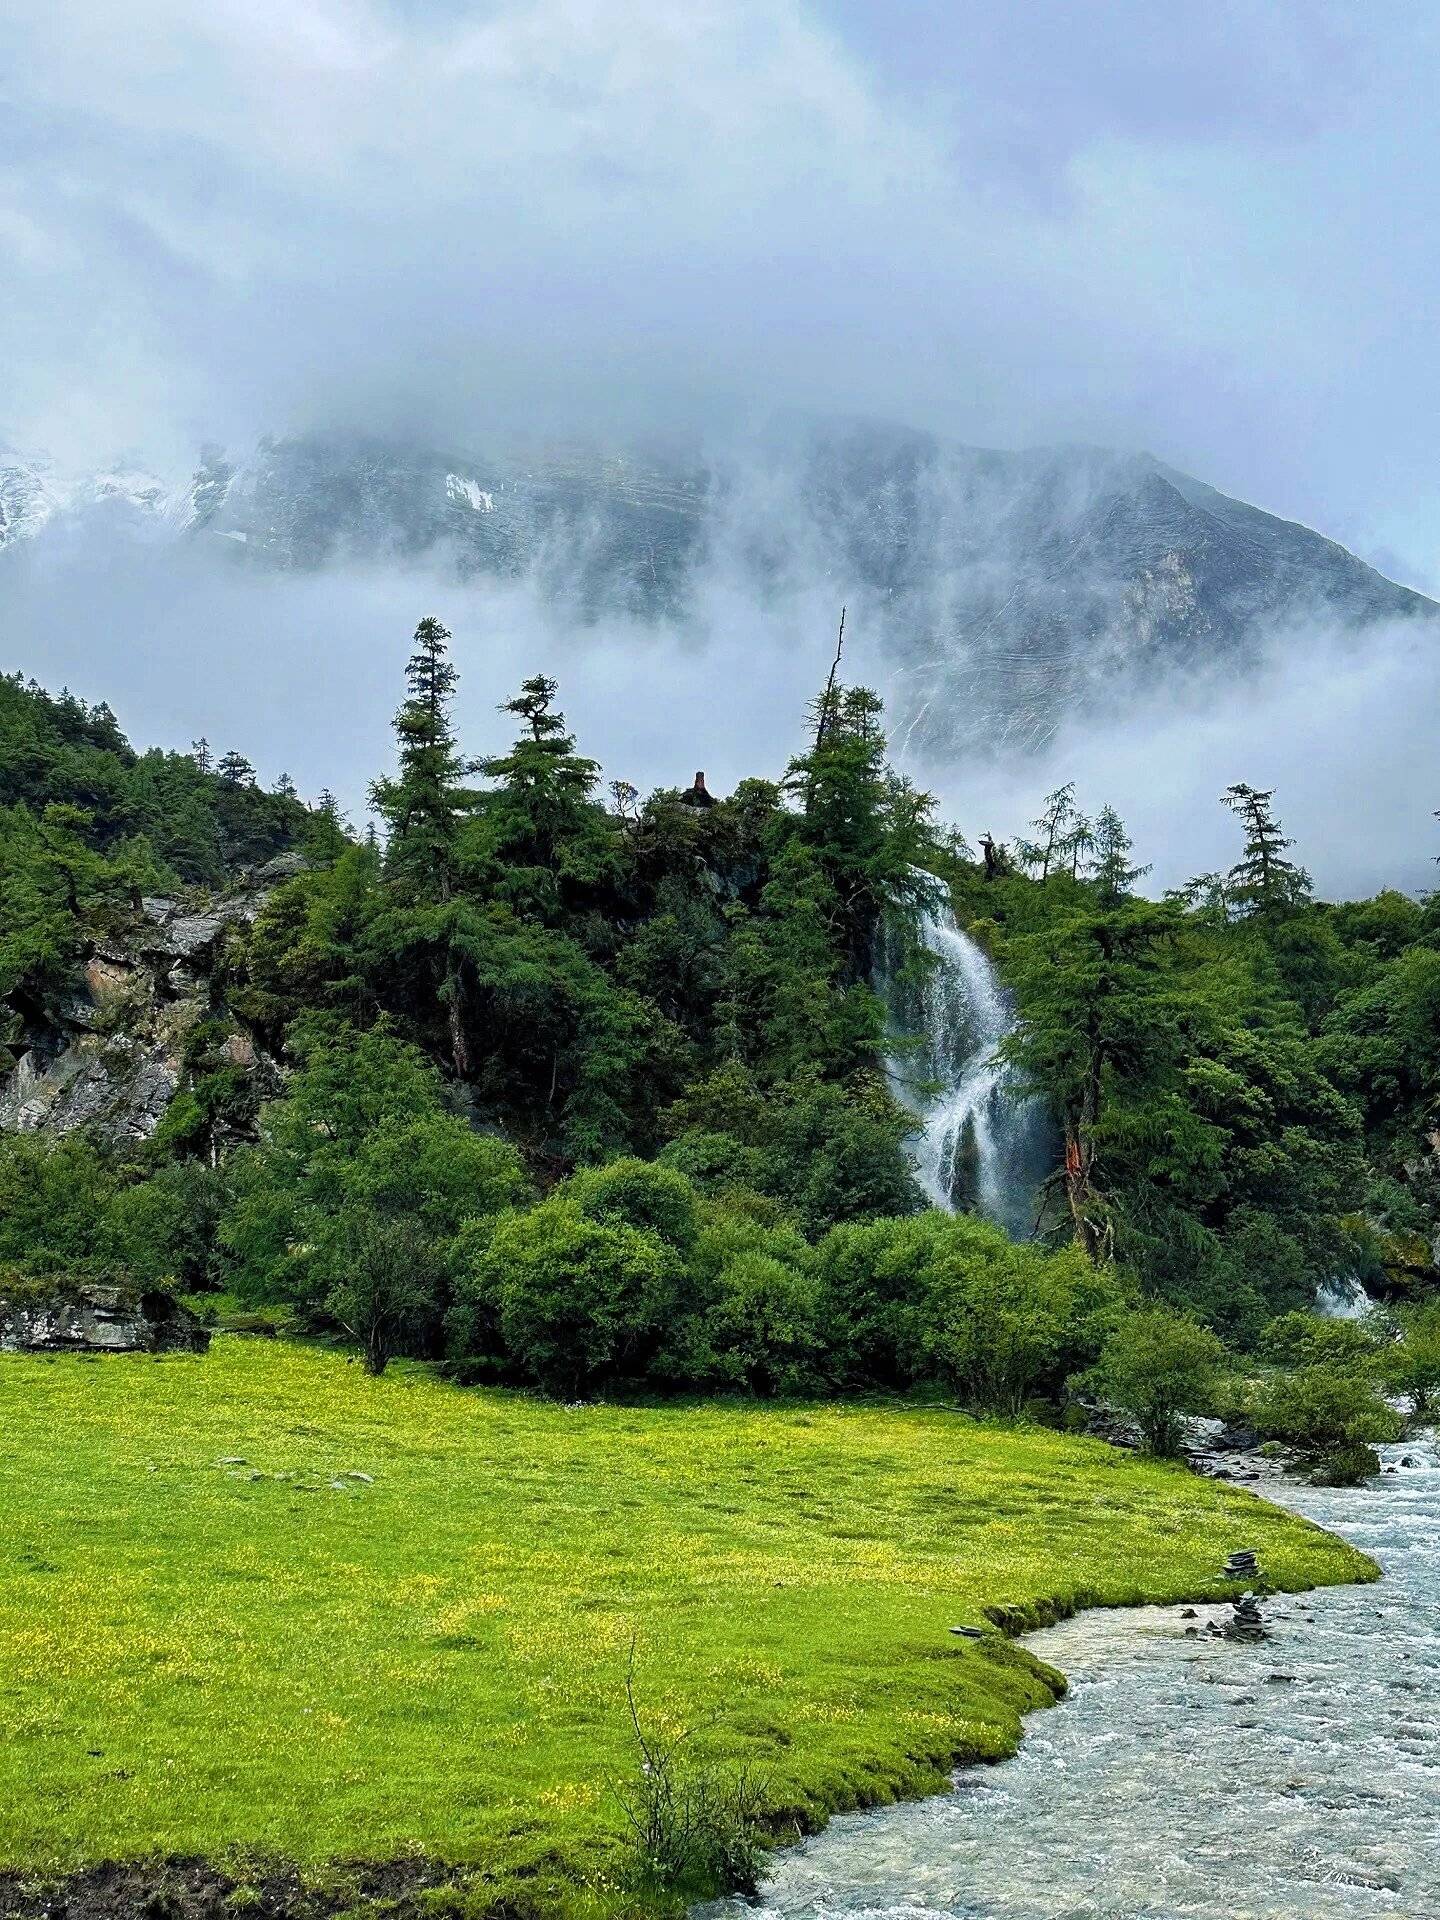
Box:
[1316,1274,1376,1320]
[886,895,1053,1237]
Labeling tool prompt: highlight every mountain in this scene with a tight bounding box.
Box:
[4,422,1433,752]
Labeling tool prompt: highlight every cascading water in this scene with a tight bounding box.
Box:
[1316,1274,1377,1320]
[885,895,1053,1238]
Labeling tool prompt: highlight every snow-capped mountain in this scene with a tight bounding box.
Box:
[0,447,213,547]
[4,422,1433,753]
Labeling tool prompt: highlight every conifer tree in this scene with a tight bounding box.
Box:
[1021,782,1077,879]
[1090,805,1150,906]
[216,749,255,787]
[273,771,298,800]
[1221,784,1311,919]
[1067,811,1096,881]
[480,675,610,905]
[369,618,475,897]
[303,789,349,866]
[191,737,213,775]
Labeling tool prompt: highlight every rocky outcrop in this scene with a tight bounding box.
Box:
[0,868,294,1143]
[0,1282,210,1354]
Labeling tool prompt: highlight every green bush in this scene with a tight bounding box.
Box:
[1080,1306,1227,1455]
[812,1210,1121,1405]
[325,1212,443,1376]
[913,1232,1121,1415]
[1258,1309,1381,1371]
[104,1160,228,1290]
[687,1251,824,1397]
[658,1130,769,1197]
[451,1197,685,1395]
[1383,1300,1440,1419]
[0,1133,122,1274]
[565,1156,699,1251]
[1248,1364,1402,1456]
[812,1213,946,1387]
[1312,1441,1381,1487]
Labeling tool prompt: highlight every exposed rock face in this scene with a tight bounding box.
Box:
[0,1283,210,1354]
[0,876,289,1143]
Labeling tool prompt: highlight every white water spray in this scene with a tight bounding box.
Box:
[1316,1274,1377,1320]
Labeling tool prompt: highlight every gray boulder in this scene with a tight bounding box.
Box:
[0,1282,210,1354]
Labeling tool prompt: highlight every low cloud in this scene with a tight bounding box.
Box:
[922,621,1440,901]
[8,514,1435,902]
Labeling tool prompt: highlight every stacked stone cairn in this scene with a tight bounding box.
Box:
[1210,1548,1268,1641]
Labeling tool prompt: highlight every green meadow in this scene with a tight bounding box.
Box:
[0,1339,1371,1908]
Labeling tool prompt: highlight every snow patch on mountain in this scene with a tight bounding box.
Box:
[445,475,495,513]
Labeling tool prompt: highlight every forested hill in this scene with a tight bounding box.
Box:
[3,622,1439,1402]
[0,672,311,884]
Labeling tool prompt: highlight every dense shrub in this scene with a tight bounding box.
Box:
[0,1133,124,1275]
[452,1197,685,1395]
[813,1210,1121,1407]
[220,1024,531,1326]
[567,1157,699,1251]
[1383,1300,1440,1418]
[1258,1309,1382,1371]
[811,1213,947,1387]
[914,1232,1122,1414]
[104,1160,229,1289]
[1080,1306,1227,1454]
[1247,1365,1402,1460]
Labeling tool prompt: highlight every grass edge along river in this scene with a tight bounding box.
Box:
[0,1338,1376,1917]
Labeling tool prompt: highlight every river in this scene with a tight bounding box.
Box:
[703,1437,1440,1919]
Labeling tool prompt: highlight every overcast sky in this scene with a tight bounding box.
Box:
[5,0,1440,584]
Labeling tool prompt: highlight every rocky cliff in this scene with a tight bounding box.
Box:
[0,859,301,1145]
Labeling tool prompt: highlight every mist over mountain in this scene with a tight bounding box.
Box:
[4,418,1432,772]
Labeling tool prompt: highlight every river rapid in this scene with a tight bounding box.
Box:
[704,1437,1440,1920]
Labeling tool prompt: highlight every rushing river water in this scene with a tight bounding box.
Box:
[704,1438,1440,1920]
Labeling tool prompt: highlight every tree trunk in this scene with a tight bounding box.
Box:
[446,971,472,1079]
[1064,1046,1111,1262]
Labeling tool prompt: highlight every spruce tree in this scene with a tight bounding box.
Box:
[216,749,255,787]
[1221,784,1310,919]
[480,675,609,905]
[369,618,476,897]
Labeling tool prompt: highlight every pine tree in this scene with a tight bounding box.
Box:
[1221,784,1310,919]
[479,675,610,908]
[1090,806,1150,906]
[273,771,298,800]
[216,749,255,787]
[191,737,213,776]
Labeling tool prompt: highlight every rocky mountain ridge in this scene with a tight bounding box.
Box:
[4,421,1434,751]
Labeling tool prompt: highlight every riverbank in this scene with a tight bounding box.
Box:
[0,1339,1374,1919]
[711,1439,1435,1920]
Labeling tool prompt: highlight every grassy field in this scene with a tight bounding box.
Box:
[0,1339,1372,1909]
